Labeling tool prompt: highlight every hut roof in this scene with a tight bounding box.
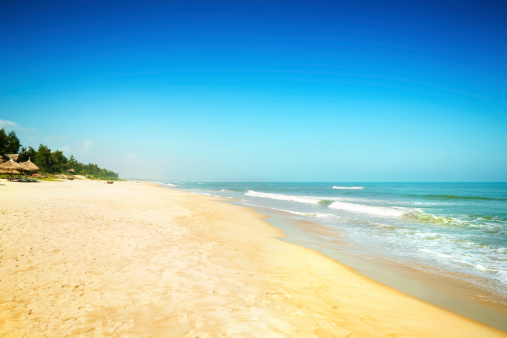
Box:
[19,162,30,171]
[5,154,19,161]
[21,158,39,172]
[0,168,20,175]
[0,158,23,171]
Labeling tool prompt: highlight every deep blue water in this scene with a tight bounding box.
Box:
[163,182,507,298]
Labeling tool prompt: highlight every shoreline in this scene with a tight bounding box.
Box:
[245,204,507,331]
[1,180,505,336]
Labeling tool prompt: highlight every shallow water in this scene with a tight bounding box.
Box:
[163,182,507,328]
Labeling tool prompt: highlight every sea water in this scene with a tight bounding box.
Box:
[163,182,507,304]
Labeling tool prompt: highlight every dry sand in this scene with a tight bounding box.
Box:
[0,179,505,337]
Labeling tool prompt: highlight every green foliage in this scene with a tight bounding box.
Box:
[0,129,8,155]
[0,128,22,156]
[6,131,21,154]
[18,146,37,162]
[1,129,119,180]
[35,144,52,172]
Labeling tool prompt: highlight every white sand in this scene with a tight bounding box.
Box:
[0,180,504,337]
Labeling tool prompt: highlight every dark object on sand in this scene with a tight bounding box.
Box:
[107,181,114,184]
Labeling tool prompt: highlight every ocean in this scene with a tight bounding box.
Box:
[161,182,507,327]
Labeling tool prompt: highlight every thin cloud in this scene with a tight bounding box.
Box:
[0,119,17,129]
[0,120,36,133]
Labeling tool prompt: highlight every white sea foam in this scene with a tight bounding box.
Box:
[497,271,507,285]
[193,192,212,196]
[245,190,322,205]
[362,221,397,229]
[165,183,178,188]
[419,249,453,260]
[245,190,413,218]
[241,202,337,220]
[332,186,364,190]
[272,208,338,219]
[475,264,488,272]
[328,201,407,217]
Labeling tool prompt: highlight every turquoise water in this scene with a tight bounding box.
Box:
[163,182,507,300]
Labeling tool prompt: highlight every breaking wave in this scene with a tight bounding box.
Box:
[333,186,364,190]
[245,190,410,217]
[328,201,407,217]
[243,191,505,229]
[269,208,338,219]
[245,190,323,205]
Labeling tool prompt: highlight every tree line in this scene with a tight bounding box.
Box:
[0,128,119,180]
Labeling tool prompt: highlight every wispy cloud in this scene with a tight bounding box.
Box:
[0,119,17,129]
[0,120,36,133]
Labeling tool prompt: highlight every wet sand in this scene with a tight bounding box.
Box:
[261,209,507,332]
[0,180,505,336]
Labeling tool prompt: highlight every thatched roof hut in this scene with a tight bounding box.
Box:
[5,154,19,161]
[0,168,20,175]
[0,158,23,171]
[0,158,23,175]
[20,158,39,172]
[67,168,75,173]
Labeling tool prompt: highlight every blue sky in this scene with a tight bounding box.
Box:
[1,0,506,181]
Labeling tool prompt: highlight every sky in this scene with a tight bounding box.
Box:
[1,0,506,181]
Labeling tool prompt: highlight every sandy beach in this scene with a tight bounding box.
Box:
[0,180,505,337]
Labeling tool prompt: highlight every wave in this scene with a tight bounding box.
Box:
[469,215,504,222]
[405,211,465,226]
[241,202,339,220]
[245,190,412,218]
[245,190,323,205]
[406,212,506,230]
[243,190,505,229]
[333,186,364,190]
[328,201,407,217]
[419,248,453,260]
[164,183,178,188]
[497,271,507,285]
[415,194,507,202]
[272,208,338,219]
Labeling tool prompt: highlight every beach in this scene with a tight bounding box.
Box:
[0,180,505,337]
